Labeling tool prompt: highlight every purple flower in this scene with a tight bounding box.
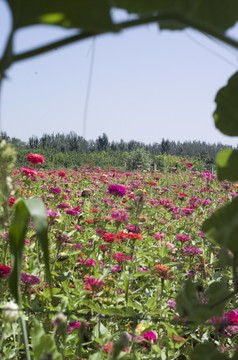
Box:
[111,265,122,272]
[21,272,41,285]
[187,163,193,168]
[176,234,191,242]
[46,209,61,218]
[108,184,127,196]
[183,246,201,256]
[57,203,70,209]
[49,186,62,195]
[65,209,80,216]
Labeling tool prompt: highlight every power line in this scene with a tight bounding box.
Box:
[185,30,238,68]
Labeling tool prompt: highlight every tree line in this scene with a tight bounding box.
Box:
[1,131,234,171]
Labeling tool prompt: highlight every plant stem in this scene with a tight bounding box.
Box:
[20,315,31,360]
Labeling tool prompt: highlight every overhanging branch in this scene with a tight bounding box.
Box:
[10,12,238,65]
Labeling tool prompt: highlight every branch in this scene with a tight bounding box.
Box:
[9,12,238,65]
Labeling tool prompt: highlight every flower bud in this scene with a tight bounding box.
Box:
[3,301,19,323]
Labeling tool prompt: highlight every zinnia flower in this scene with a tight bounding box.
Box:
[111,210,130,222]
[182,246,201,256]
[26,153,45,164]
[0,265,11,277]
[108,184,127,196]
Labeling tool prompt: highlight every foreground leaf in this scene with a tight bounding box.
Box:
[191,343,228,360]
[202,197,238,255]
[31,319,62,360]
[115,0,238,31]
[216,148,238,181]
[7,0,114,32]
[9,198,50,303]
[214,72,238,136]
[176,280,229,323]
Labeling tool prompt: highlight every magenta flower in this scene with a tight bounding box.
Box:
[182,246,201,256]
[84,277,104,287]
[111,210,130,223]
[176,234,191,242]
[21,272,41,285]
[49,186,62,195]
[137,331,157,348]
[187,163,193,168]
[108,184,127,197]
[57,203,70,209]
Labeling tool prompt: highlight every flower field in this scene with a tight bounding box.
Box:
[1,155,238,359]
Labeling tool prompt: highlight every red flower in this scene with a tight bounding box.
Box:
[8,197,18,207]
[0,265,11,277]
[26,153,45,165]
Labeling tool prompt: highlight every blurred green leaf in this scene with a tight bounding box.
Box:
[191,343,228,360]
[216,148,238,181]
[31,319,62,360]
[115,0,238,31]
[214,72,238,136]
[176,280,229,323]
[202,197,238,255]
[9,200,29,303]
[7,0,114,32]
[112,333,129,360]
[24,198,51,287]
[9,198,51,303]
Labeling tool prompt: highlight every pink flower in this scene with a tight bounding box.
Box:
[137,331,157,348]
[111,210,130,222]
[84,277,104,287]
[26,153,45,165]
[186,163,193,168]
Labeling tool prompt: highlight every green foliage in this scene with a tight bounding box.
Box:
[127,149,152,170]
[31,319,62,360]
[115,0,238,31]
[202,197,238,256]
[6,0,114,31]
[216,148,238,181]
[214,72,238,137]
[0,139,16,229]
[9,198,51,303]
[191,343,228,360]
[176,280,229,323]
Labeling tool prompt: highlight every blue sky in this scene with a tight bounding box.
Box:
[1,1,238,146]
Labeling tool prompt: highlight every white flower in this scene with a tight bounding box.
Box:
[3,301,19,323]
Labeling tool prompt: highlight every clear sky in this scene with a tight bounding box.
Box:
[1,0,238,146]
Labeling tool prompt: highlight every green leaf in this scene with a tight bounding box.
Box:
[214,72,238,136]
[23,198,51,287]
[176,280,229,323]
[9,200,30,303]
[101,308,125,317]
[7,0,114,32]
[204,282,230,316]
[112,333,129,360]
[216,148,238,181]
[115,0,238,31]
[9,198,51,304]
[31,319,62,360]
[202,197,238,255]
[191,343,228,360]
